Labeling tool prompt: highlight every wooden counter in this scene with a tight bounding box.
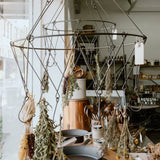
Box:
[103,149,117,160]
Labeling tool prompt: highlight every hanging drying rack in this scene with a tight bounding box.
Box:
[10,0,147,122]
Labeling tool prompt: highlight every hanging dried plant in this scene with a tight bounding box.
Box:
[33,98,56,160]
[18,133,28,160]
[62,74,79,106]
[18,94,36,160]
[102,113,121,153]
[105,63,112,99]
[41,70,49,93]
[117,107,135,159]
[52,117,68,160]
[94,54,101,84]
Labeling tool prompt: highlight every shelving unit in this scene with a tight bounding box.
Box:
[130,105,160,110]
[131,65,160,108]
[86,90,126,107]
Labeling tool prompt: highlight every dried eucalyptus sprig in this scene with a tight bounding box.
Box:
[33,98,56,160]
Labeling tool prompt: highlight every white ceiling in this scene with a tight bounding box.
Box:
[72,0,160,13]
[131,0,160,12]
[101,0,160,12]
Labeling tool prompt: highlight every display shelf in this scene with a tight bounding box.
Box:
[130,105,160,110]
[139,78,160,80]
[140,65,160,68]
[86,90,125,97]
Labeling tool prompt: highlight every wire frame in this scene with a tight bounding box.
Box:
[10,0,147,121]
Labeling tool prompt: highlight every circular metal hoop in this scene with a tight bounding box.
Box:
[11,32,147,51]
[43,19,116,32]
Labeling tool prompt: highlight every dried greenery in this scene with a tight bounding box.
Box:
[105,64,112,99]
[33,98,56,160]
[62,74,79,106]
[94,54,101,83]
[52,117,68,160]
[117,108,135,159]
[33,98,68,160]
[102,114,121,152]
[41,70,49,93]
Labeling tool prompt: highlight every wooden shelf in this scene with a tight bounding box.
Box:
[130,105,160,110]
[140,65,160,68]
[139,78,160,80]
[86,90,125,97]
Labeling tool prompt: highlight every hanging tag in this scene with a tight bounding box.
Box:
[112,28,117,40]
[135,42,144,65]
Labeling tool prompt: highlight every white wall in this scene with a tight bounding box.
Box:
[30,0,64,126]
[69,0,160,61]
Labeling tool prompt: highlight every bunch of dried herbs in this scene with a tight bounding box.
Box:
[102,114,121,153]
[62,74,79,106]
[41,70,49,93]
[105,65,112,99]
[33,98,56,160]
[117,107,135,159]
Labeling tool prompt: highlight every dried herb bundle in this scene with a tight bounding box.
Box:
[18,94,36,160]
[117,108,135,159]
[94,54,101,83]
[33,98,56,160]
[41,70,49,93]
[105,64,112,99]
[62,74,79,106]
[102,114,121,152]
[53,117,68,160]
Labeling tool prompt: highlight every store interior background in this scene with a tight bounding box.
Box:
[0,0,160,159]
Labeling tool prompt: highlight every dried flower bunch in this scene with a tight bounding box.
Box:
[62,74,79,106]
[33,98,56,160]
[33,98,67,160]
[18,94,36,160]
[117,107,135,160]
[102,113,121,152]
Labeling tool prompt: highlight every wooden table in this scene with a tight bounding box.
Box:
[103,149,117,160]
